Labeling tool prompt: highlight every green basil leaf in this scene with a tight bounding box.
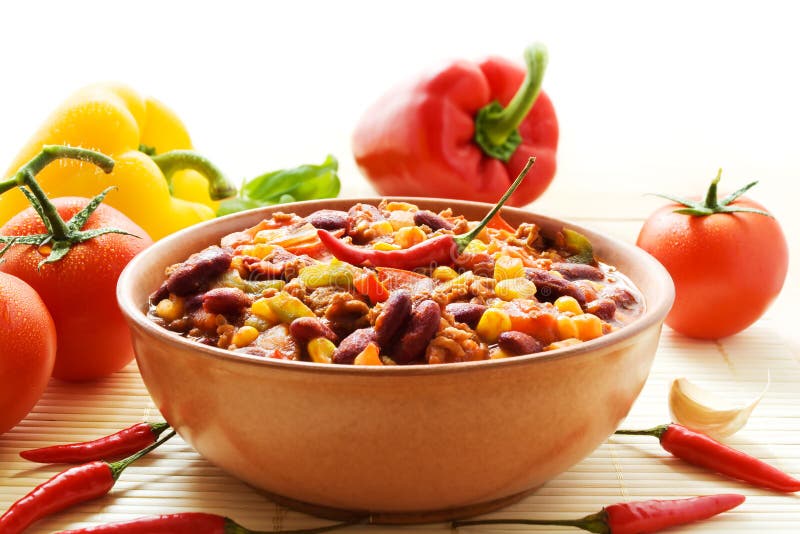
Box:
[218,155,341,216]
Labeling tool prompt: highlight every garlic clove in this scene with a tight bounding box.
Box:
[668,375,769,440]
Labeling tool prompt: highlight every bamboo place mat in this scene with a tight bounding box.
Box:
[2,217,799,533]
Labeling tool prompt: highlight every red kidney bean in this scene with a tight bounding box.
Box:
[497,331,543,355]
[394,300,441,364]
[166,246,232,296]
[445,302,487,329]
[333,327,378,364]
[550,262,604,281]
[202,288,252,315]
[306,209,349,231]
[609,287,638,309]
[586,298,617,321]
[413,210,454,231]
[374,290,412,346]
[290,317,339,345]
[524,268,586,305]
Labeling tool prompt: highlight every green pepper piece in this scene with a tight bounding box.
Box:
[298,261,355,289]
[563,229,596,265]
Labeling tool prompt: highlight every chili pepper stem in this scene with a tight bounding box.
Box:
[454,156,535,253]
[453,511,609,533]
[474,43,548,161]
[108,429,175,480]
[615,424,669,439]
[225,517,367,534]
[150,149,237,200]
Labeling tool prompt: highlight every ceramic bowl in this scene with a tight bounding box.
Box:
[117,198,674,522]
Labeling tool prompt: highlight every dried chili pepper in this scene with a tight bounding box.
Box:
[56,512,362,534]
[0,430,175,534]
[616,423,800,493]
[453,494,745,534]
[318,157,534,270]
[20,422,170,463]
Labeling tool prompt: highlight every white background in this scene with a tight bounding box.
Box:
[0,0,797,321]
[1,1,798,215]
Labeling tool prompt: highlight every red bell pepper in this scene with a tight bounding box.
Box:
[353,43,557,207]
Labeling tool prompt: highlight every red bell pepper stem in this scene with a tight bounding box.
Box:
[318,156,535,270]
[0,430,175,534]
[616,423,800,493]
[55,512,363,534]
[20,422,170,463]
[474,43,548,161]
[452,494,745,534]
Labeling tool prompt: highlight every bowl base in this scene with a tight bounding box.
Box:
[257,486,539,525]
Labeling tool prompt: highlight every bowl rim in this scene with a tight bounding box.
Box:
[117,196,674,377]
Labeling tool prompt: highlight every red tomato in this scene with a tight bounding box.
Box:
[637,187,788,339]
[0,272,56,434]
[0,198,152,381]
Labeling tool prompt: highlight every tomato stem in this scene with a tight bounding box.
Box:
[652,169,773,218]
[0,145,140,267]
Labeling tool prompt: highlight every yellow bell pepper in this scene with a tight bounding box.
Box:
[0,83,236,239]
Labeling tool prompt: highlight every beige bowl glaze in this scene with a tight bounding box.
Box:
[117,198,673,522]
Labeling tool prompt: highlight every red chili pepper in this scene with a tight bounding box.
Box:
[55,513,363,534]
[0,430,175,534]
[318,157,534,270]
[353,43,557,207]
[20,422,170,463]
[452,494,745,534]
[616,423,800,493]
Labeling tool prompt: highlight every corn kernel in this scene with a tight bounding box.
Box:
[237,243,274,259]
[490,348,512,359]
[432,266,459,282]
[354,342,383,366]
[394,226,426,249]
[155,297,184,322]
[384,201,419,212]
[372,241,402,251]
[307,337,336,364]
[371,220,395,237]
[476,308,512,343]
[572,313,603,341]
[232,325,259,347]
[557,315,579,340]
[494,256,525,281]
[495,278,537,301]
[251,297,279,323]
[554,296,583,315]
[464,239,488,253]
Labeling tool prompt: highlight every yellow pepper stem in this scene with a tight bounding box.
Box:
[150,150,237,200]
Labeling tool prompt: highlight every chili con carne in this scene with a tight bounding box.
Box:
[20,422,170,463]
[56,512,361,534]
[0,430,175,534]
[616,423,800,493]
[452,494,745,533]
[317,157,535,271]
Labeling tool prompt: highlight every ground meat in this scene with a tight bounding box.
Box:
[454,252,494,277]
[347,203,386,244]
[426,321,488,364]
[323,292,370,338]
[430,272,496,307]
[240,246,314,281]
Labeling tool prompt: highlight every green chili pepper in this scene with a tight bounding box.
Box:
[265,293,315,323]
